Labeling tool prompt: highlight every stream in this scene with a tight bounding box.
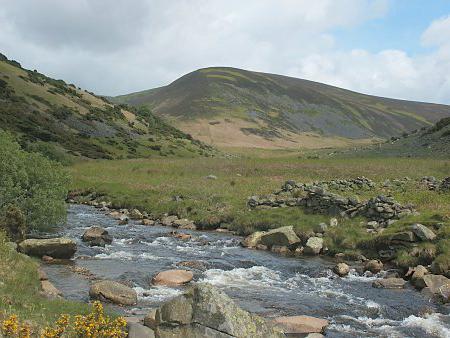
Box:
[42,204,450,337]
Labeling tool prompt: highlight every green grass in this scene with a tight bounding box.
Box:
[0,232,89,328]
[70,154,450,246]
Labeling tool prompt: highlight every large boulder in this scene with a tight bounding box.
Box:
[129,209,143,220]
[18,238,76,259]
[242,231,266,248]
[406,265,429,289]
[153,283,283,337]
[420,275,450,303]
[272,316,329,334]
[152,270,193,286]
[127,323,155,338]
[372,278,406,289]
[333,263,350,277]
[410,224,436,241]
[304,237,323,255]
[364,260,383,274]
[89,280,137,305]
[82,226,113,247]
[260,226,301,249]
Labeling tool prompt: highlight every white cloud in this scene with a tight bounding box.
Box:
[0,0,449,104]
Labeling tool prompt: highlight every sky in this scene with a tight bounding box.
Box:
[1,0,450,104]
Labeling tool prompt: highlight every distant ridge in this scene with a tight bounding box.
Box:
[113,67,450,148]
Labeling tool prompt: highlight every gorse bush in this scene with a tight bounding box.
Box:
[0,131,69,235]
[1,301,127,337]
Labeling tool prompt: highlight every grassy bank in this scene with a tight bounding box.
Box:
[0,232,89,330]
[70,153,448,225]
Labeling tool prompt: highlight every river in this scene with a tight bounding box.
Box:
[42,204,450,337]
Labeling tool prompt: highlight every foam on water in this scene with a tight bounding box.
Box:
[134,286,183,302]
[401,313,450,338]
[95,250,135,260]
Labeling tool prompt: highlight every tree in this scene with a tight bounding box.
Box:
[0,131,69,235]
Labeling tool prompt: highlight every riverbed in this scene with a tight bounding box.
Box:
[42,204,450,337]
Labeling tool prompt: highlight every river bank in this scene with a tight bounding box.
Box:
[38,204,450,337]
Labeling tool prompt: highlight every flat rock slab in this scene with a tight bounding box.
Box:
[89,280,137,305]
[273,315,329,334]
[18,238,77,259]
[152,269,193,286]
[372,278,406,289]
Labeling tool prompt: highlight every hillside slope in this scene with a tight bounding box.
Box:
[114,67,450,148]
[0,54,214,160]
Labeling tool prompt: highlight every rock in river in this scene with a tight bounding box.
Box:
[333,263,350,277]
[364,259,383,274]
[82,226,113,247]
[152,269,193,286]
[18,238,77,259]
[304,237,323,255]
[89,280,137,305]
[272,315,329,334]
[242,231,266,248]
[372,278,406,289]
[149,283,283,337]
[260,226,301,249]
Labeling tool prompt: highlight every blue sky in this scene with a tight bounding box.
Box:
[0,0,450,103]
[336,0,450,55]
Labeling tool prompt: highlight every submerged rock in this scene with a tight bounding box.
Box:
[372,278,406,289]
[18,238,77,259]
[89,280,137,305]
[272,315,329,334]
[152,269,194,286]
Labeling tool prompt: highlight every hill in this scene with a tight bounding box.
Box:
[343,116,450,158]
[0,53,215,161]
[113,67,450,149]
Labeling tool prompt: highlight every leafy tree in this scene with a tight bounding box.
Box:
[0,131,69,235]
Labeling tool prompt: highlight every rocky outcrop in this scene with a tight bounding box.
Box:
[372,278,406,289]
[82,226,113,247]
[333,263,350,277]
[152,270,194,286]
[147,283,283,337]
[89,280,137,305]
[272,315,329,334]
[259,226,301,249]
[18,238,77,259]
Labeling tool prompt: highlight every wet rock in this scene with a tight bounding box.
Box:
[410,224,436,241]
[294,247,304,256]
[260,226,301,249]
[152,269,194,286]
[272,315,329,334]
[153,283,283,337]
[142,219,155,226]
[242,231,266,248]
[161,215,179,227]
[18,238,77,259]
[406,265,429,289]
[89,280,137,305]
[170,231,192,241]
[372,278,406,289]
[130,209,143,220]
[38,267,48,281]
[420,275,450,303]
[82,226,113,247]
[177,261,208,271]
[42,255,54,263]
[304,237,323,255]
[333,263,350,277]
[271,245,290,255]
[256,244,268,251]
[364,260,383,274]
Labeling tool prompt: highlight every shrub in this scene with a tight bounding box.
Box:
[0,132,69,233]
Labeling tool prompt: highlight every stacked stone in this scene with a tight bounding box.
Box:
[247,194,303,209]
[365,195,415,227]
[439,177,450,192]
[420,176,440,190]
[303,186,363,217]
[325,176,375,191]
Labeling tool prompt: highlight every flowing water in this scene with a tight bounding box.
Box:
[43,205,450,337]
